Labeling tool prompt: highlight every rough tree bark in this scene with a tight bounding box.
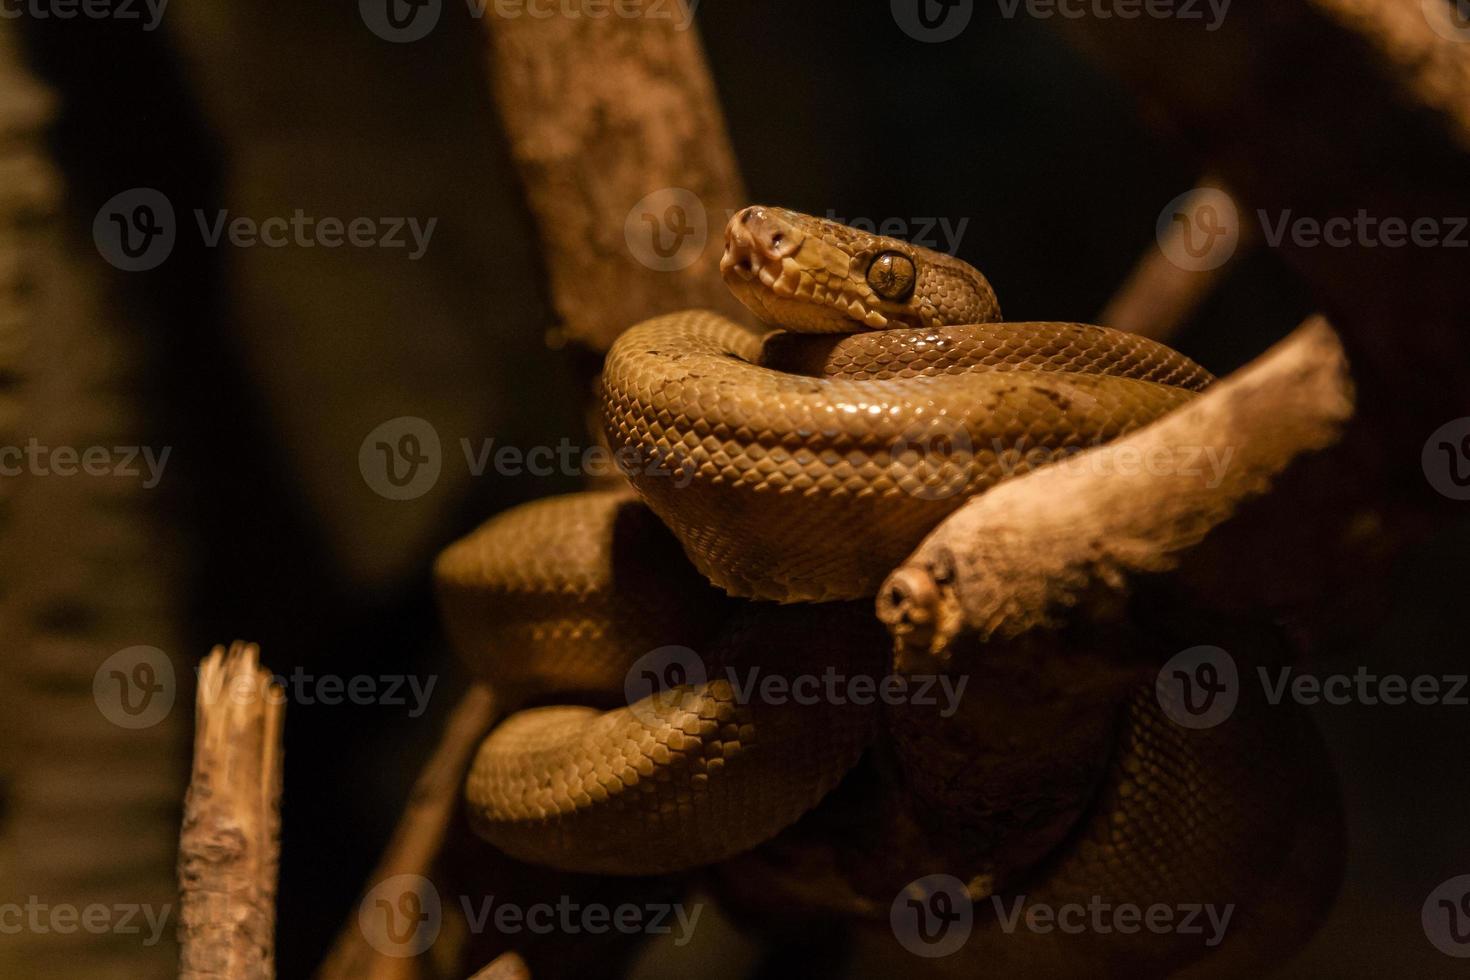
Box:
[483,0,749,352]
[179,643,285,979]
[879,317,1355,664]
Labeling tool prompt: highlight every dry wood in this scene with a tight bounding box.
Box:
[179,643,285,979]
[467,951,531,980]
[483,0,749,352]
[878,317,1354,666]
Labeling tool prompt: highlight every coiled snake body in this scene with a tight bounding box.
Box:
[437,208,1339,972]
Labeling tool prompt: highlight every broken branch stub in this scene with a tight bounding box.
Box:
[877,317,1355,667]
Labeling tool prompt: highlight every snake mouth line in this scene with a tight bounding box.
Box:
[723,249,893,330]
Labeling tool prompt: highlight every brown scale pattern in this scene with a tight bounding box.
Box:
[601,312,1209,602]
[463,603,887,875]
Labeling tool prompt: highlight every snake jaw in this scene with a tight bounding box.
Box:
[721,206,999,334]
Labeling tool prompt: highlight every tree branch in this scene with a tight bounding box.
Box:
[483,0,748,351]
[179,643,285,980]
[877,317,1354,666]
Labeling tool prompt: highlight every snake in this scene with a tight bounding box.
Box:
[435,207,1340,971]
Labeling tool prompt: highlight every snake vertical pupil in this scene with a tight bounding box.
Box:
[867,251,917,302]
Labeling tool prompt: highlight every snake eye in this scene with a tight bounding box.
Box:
[867,251,916,302]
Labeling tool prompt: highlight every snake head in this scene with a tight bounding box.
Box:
[720,205,1001,333]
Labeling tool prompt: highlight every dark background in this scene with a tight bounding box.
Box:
[14,1,1469,975]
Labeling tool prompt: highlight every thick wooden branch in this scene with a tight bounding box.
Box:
[179,643,285,980]
[877,317,1354,665]
[483,0,748,351]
